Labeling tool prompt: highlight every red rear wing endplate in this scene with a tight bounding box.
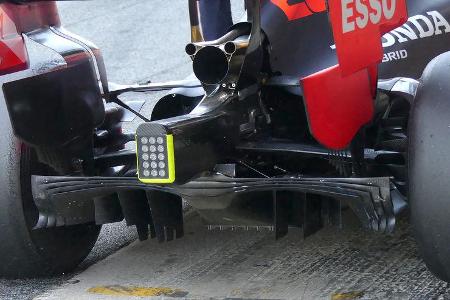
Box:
[301,0,408,150]
[0,4,28,75]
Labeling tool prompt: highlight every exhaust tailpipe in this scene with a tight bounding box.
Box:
[187,38,250,85]
[223,38,249,55]
[186,23,251,85]
[192,46,230,85]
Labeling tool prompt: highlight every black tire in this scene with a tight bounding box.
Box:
[409,52,450,282]
[0,103,100,278]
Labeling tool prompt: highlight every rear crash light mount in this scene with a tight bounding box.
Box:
[136,124,175,184]
[135,113,232,185]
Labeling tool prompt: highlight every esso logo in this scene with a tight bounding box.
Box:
[342,0,398,33]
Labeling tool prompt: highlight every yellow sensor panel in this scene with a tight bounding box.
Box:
[136,123,175,184]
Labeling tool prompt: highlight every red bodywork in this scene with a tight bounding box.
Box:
[270,0,327,21]
[301,0,408,149]
[302,65,374,149]
[0,1,60,75]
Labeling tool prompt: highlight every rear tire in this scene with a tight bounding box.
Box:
[0,102,100,278]
[409,52,450,282]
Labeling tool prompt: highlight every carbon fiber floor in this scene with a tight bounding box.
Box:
[37,212,450,300]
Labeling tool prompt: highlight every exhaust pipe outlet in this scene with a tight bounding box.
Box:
[223,38,249,55]
[193,46,229,85]
[223,42,237,55]
[185,43,198,56]
[187,23,252,85]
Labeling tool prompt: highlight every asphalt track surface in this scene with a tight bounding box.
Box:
[1,1,450,299]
